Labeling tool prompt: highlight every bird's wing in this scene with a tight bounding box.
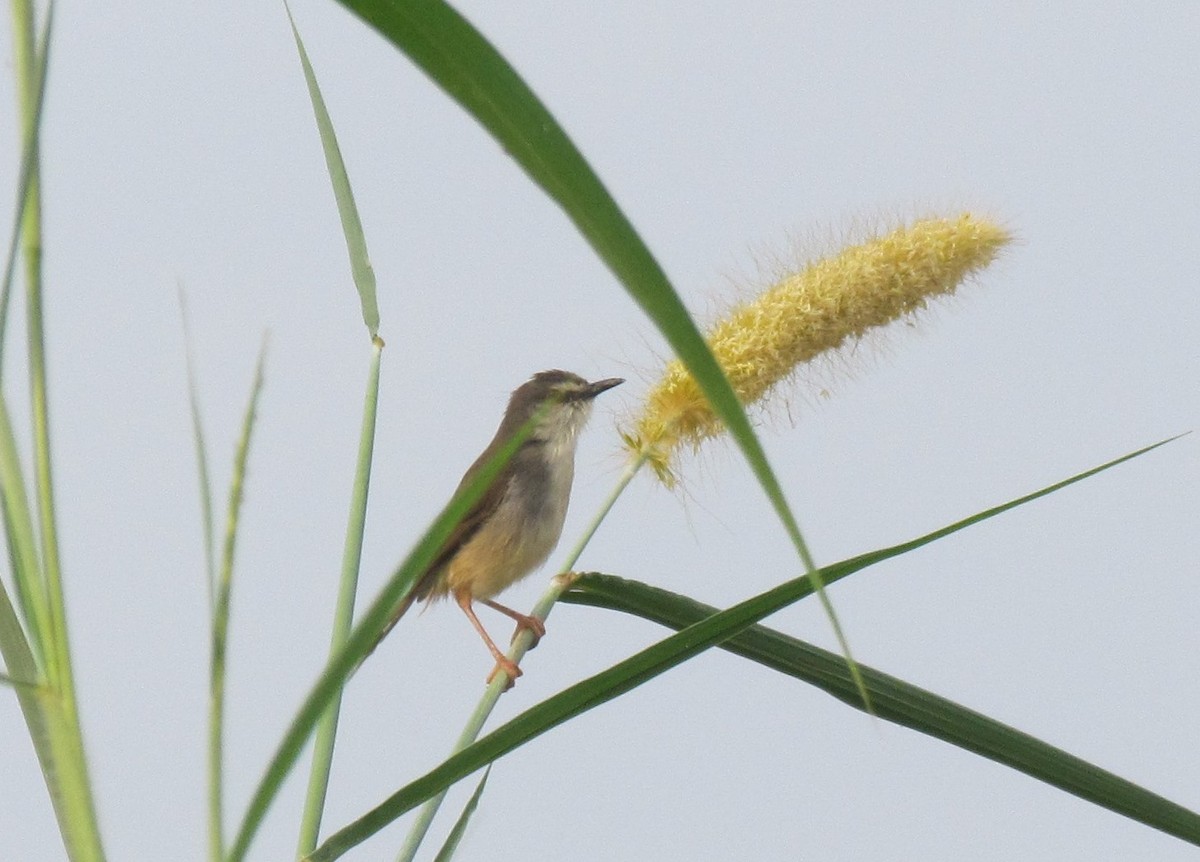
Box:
[411,438,513,599]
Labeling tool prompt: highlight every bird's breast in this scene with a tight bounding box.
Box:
[444,444,576,600]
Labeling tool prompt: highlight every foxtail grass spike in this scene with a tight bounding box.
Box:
[624,214,1011,484]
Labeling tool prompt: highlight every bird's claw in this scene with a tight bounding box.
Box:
[509,613,546,649]
[487,657,522,691]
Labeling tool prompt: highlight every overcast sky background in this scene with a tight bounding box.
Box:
[2,2,1198,860]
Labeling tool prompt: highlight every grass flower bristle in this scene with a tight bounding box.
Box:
[625,213,1011,484]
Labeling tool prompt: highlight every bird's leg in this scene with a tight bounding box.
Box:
[481,598,547,649]
[454,589,522,688]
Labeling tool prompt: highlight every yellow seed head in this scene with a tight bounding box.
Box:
[624,213,1011,484]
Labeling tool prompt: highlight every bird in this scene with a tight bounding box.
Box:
[370,370,623,686]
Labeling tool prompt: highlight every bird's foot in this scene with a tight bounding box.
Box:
[508,612,546,649]
[486,656,523,691]
[480,598,546,649]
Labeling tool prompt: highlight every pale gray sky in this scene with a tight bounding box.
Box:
[1,2,1198,860]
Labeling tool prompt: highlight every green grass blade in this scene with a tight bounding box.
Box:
[297,340,384,857]
[209,341,269,862]
[0,390,49,660]
[307,556,884,861]
[429,767,490,862]
[331,0,860,698]
[3,0,52,667]
[0,669,37,688]
[305,438,1175,860]
[564,575,1200,846]
[286,13,388,850]
[0,527,41,688]
[0,568,62,843]
[179,292,217,608]
[286,2,380,337]
[0,0,52,369]
[565,435,1181,611]
[5,3,105,856]
[18,0,65,685]
[227,410,541,862]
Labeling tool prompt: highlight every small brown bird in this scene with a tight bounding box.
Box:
[372,370,623,685]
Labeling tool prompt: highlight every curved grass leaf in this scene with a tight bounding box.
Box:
[564,575,1200,846]
[431,767,490,862]
[0,0,53,368]
[286,9,388,852]
[330,0,860,696]
[287,2,380,337]
[3,4,106,857]
[305,439,1175,860]
[209,340,268,861]
[0,391,50,660]
[179,292,217,608]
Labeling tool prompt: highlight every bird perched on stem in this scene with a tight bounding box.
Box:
[371,370,623,687]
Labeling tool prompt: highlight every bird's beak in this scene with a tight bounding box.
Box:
[585,377,624,399]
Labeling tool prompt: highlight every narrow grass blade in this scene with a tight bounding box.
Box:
[209,341,268,862]
[306,437,1177,860]
[564,575,1200,846]
[0,390,49,660]
[429,767,490,862]
[228,410,542,862]
[0,565,63,842]
[286,13,388,850]
[332,0,860,697]
[564,436,1181,613]
[0,534,40,689]
[286,2,380,337]
[0,0,52,368]
[307,556,888,860]
[5,5,106,857]
[297,340,385,856]
[179,292,217,609]
[0,669,37,689]
[2,0,53,663]
[15,0,65,684]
